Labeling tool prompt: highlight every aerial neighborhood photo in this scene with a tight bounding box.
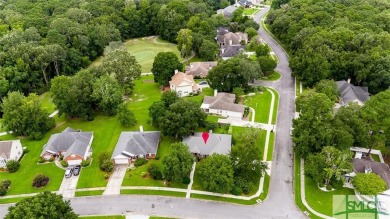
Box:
[0,0,389,218]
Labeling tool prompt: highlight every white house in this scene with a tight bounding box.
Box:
[40,127,93,165]
[201,90,245,118]
[169,70,200,97]
[0,140,23,168]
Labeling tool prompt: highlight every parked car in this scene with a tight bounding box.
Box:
[199,81,208,85]
[65,167,73,178]
[73,165,81,176]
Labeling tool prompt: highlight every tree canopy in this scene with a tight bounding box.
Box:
[162,142,194,182]
[5,191,78,219]
[353,173,387,195]
[152,52,183,86]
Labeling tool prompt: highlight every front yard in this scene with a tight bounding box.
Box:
[243,88,278,124]
[243,8,260,16]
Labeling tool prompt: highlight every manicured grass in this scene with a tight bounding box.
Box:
[269,88,279,124]
[38,92,56,113]
[150,217,177,219]
[371,154,380,162]
[267,132,275,161]
[295,78,300,97]
[305,176,354,216]
[243,8,260,15]
[0,131,65,196]
[91,37,182,73]
[121,137,187,189]
[80,216,125,219]
[190,193,258,205]
[0,197,25,204]
[206,115,223,123]
[243,91,272,124]
[120,189,186,197]
[184,87,213,105]
[261,71,281,81]
[259,174,270,200]
[74,190,104,197]
[187,55,207,63]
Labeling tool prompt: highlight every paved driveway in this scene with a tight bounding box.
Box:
[58,172,80,198]
[103,165,128,195]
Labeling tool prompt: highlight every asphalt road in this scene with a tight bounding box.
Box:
[0,7,305,219]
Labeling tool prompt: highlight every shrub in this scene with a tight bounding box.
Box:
[148,164,162,180]
[1,180,11,189]
[100,160,114,173]
[140,172,147,178]
[353,173,387,195]
[104,174,110,179]
[48,158,54,162]
[38,157,45,163]
[134,158,148,167]
[98,152,111,164]
[59,155,64,160]
[81,159,91,167]
[6,160,20,173]
[231,186,243,196]
[155,155,160,160]
[60,160,68,167]
[32,174,49,188]
[0,187,7,196]
[207,122,217,131]
[331,180,344,190]
[326,184,332,191]
[182,176,191,185]
[23,148,29,154]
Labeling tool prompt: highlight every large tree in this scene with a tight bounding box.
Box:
[152,52,183,86]
[101,50,141,94]
[176,29,193,58]
[157,100,206,138]
[197,154,234,193]
[199,39,219,61]
[305,146,352,186]
[92,75,123,116]
[1,92,54,139]
[5,191,78,219]
[207,56,262,92]
[162,142,194,182]
[314,80,339,102]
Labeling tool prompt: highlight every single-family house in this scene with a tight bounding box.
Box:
[201,90,245,118]
[111,127,160,165]
[169,70,200,97]
[220,45,247,60]
[238,0,253,8]
[40,127,93,165]
[217,32,248,47]
[185,61,218,78]
[182,132,232,158]
[0,140,23,168]
[336,80,370,106]
[216,5,237,18]
[352,158,390,189]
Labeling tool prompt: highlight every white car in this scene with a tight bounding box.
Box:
[65,167,73,178]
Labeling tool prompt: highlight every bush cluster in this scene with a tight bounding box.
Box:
[0,180,11,196]
[98,152,114,173]
[148,164,162,180]
[32,174,49,188]
[6,160,20,173]
[134,158,148,167]
[81,159,91,167]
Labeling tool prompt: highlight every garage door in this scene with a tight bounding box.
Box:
[67,159,82,166]
[114,158,129,165]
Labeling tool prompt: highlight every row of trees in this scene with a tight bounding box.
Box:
[0,0,234,102]
[293,86,390,158]
[266,0,390,93]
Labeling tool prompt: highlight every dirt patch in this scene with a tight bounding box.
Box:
[143,80,154,83]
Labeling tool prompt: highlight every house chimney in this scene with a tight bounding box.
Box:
[214,89,218,97]
[347,78,351,84]
[174,69,178,75]
[139,125,143,133]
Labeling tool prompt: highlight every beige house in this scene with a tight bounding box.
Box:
[0,140,23,168]
[169,70,200,97]
[201,90,245,118]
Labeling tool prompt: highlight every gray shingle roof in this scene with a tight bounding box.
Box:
[111,131,161,158]
[223,5,237,17]
[182,133,232,156]
[203,92,245,113]
[41,128,93,157]
[221,45,246,57]
[0,141,12,159]
[352,158,390,188]
[185,62,218,77]
[336,80,370,105]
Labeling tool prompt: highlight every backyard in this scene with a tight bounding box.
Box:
[90,37,182,73]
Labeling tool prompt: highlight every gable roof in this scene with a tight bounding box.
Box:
[203,92,245,113]
[41,127,93,157]
[352,158,390,188]
[239,0,253,6]
[185,62,218,77]
[170,72,195,87]
[112,131,160,158]
[221,45,246,58]
[183,132,232,156]
[336,80,370,105]
[0,141,13,159]
[223,5,237,16]
[217,32,248,46]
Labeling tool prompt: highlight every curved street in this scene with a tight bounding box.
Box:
[0,7,305,219]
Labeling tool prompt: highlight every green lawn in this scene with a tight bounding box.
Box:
[371,154,381,162]
[80,216,125,219]
[261,71,281,81]
[0,131,66,196]
[243,89,277,124]
[90,37,182,73]
[0,197,26,204]
[190,193,258,205]
[184,87,213,105]
[120,189,186,197]
[267,132,275,161]
[75,190,104,197]
[121,137,187,189]
[38,92,56,113]
[269,88,279,124]
[243,8,260,15]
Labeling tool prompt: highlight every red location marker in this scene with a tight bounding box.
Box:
[202,132,209,144]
